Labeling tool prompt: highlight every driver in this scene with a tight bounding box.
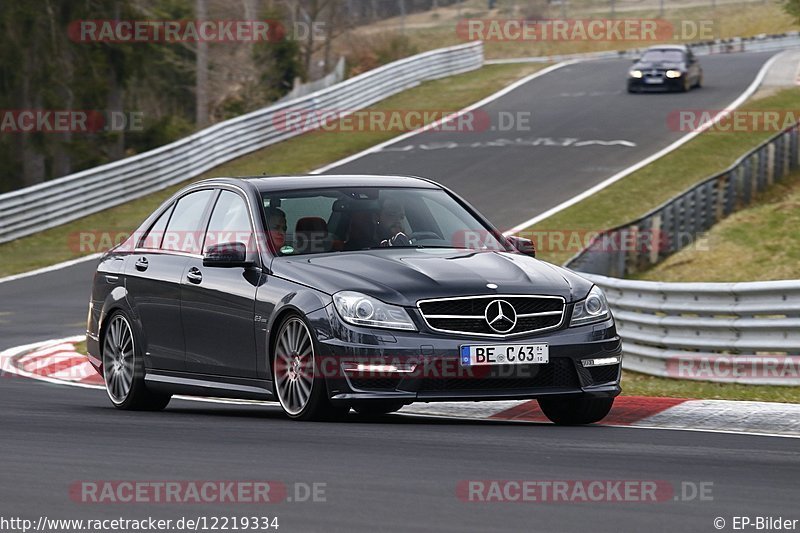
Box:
[376,198,406,242]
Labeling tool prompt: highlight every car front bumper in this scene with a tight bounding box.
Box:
[307,305,622,404]
[628,76,685,91]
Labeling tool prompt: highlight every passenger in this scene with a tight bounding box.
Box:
[266,207,287,250]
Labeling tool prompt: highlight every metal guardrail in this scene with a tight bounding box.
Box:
[566,122,800,277]
[583,273,800,385]
[485,32,800,64]
[277,57,346,104]
[0,42,484,244]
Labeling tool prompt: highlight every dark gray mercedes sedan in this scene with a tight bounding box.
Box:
[86,175,622,423]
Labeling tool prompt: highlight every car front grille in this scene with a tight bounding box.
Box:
[417,295,565,336]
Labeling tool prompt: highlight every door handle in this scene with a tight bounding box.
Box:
[186,267,203,284]
[134,257,149,271]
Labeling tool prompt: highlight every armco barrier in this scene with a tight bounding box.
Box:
[0,41,483,244]
[566,122,800,277]
[583,273,800,385]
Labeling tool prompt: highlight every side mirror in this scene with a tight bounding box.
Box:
[203,242,254,268]
[507,235,536,258]
[632,57,640,63]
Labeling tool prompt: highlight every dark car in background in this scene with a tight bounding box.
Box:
[86,175,622,424]
[628,44,703,92]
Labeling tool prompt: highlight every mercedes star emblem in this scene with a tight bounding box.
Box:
[484,299,517,334]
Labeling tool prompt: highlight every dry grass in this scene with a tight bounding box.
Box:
[339,0,798,62]
[636,171,800,281]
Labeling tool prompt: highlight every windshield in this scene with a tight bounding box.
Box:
[640,50,685,63]
[261,187,507,256]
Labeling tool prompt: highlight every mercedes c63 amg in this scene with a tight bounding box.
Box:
[86,175,622,424]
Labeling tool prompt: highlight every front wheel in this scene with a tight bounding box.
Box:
[102,311,171,411]
[272,315,349,421]
[538,396,614,425]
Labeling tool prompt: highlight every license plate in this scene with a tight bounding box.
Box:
[460,344,549,366]
[644,77,664,84]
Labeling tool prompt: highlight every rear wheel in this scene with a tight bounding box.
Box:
[102,311,171,411]
[272,315,349,421]
[538,396,614,425]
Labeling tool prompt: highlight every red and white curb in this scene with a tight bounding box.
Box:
[3,337,799,438]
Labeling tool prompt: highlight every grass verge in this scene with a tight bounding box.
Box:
[636,169,800,281]
[622,370,800,403]
[346,0,798,60]
[0,62,543,278]
[524,87,800,266]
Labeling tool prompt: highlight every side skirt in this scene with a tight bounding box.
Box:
[145,370,274,401]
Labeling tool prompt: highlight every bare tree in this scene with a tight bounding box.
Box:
[196,0,209,127]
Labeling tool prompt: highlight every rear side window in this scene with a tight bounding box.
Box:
[162,189,214,254]
[139,204,173,250]
[203,191,254,254]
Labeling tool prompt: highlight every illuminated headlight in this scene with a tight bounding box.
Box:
[333,291,416,331]
[629,70,643,79]
[665,70,682,78]
[570,286,611,327]
[582,355,622,367]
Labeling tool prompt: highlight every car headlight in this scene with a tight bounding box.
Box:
[570,286,611,327]
[629,70,643,79]
[665,70,682,78]
[333,291,416,331]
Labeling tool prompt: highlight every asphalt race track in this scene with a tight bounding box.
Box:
[1,51,793,532]
[324,53,776,229]
[1,378,798,532]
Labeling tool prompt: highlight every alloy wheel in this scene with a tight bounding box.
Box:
[274,317,315,416]
[103,314,135,405]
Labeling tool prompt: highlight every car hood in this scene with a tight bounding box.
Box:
[270,249,593,306]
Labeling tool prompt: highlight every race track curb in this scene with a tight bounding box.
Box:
[3,337,799,438]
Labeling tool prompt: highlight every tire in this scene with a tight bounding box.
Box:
[102,311,171,411]
[352,401,406,417]
[694,73,703,88]
[272,314,349,421]
[681,77,691,92]
[538,396,614,425]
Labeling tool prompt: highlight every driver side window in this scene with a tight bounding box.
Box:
[203,190,254,254]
